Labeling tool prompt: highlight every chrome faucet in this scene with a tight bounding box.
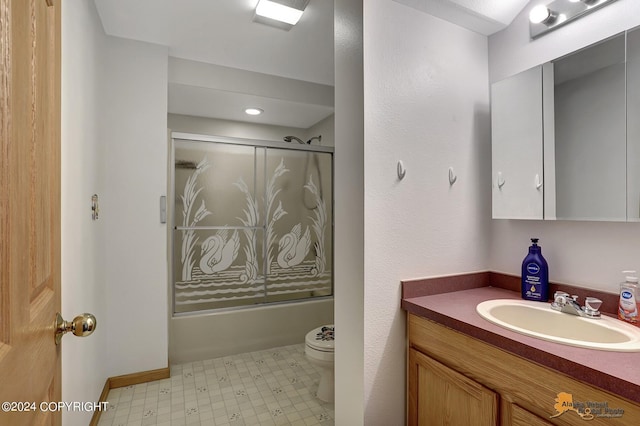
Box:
[551,291,602,319]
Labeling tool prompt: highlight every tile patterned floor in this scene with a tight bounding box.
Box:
[97,344,334,426]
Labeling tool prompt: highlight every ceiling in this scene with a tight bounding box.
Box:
[94,0,335,85]
[94,0,530,128]
[394,0,531,35]
[94,0,335,129]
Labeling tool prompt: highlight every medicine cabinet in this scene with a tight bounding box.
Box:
[491,27,640,221]
[491,66,544,220]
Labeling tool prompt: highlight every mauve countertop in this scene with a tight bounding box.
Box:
[402,286,640,403]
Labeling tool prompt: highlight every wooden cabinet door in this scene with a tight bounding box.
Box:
[491,66,544,220]
[408,348,498,426]
[509,403,554,426]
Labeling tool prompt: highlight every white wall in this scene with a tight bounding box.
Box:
[489,1,640,292]
[305,114,335,146]
[101,37,169,377]
[61,1,108,425]
[168,57,334,108]
[62,2,170,423]
[334,0,365,424]
[363,1,491,424]
[63,4,340,422]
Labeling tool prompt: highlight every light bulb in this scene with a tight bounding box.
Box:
[529,5,551,24]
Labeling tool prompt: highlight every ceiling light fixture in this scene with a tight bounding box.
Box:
[529,0,619,39]
[253,0,310,30]
[245,108,263,116]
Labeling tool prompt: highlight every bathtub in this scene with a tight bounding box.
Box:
[169,297,334,363]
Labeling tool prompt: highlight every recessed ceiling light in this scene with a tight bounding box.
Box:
[245,108,263,116]
[255,0,305,26]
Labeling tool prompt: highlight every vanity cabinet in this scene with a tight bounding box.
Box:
[407,313,640,425]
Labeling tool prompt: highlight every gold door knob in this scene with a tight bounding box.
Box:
[54,312,97,345]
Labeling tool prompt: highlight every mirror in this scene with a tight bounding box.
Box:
[628,26,640,221]
[491,26,640,222]
[550,33,626,221]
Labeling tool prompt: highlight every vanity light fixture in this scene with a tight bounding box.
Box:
[529,0,619,39]
[254,0,310,31]
[244,107,263,116]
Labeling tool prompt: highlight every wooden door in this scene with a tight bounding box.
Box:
[0,0,61,425]
[408,348,498,426]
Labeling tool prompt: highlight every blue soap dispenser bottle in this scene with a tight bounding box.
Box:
[521,238,549,302]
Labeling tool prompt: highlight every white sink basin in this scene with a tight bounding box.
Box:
[476,299,640,352]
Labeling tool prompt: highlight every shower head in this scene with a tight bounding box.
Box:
[284,136,305,144]
[306,135,322,144]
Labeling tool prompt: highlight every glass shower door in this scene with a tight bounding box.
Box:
[172,136,333,314]
[173,139,266,312]
[264,148,333,303]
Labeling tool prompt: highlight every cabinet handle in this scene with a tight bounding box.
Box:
[497,172,505,189]
[535,174,542,190]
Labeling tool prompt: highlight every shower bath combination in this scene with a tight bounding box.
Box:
[171,132,333,314]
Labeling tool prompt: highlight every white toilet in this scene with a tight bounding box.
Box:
[305,324,335,403]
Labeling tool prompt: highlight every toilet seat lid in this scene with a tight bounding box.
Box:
[305,325,335,351]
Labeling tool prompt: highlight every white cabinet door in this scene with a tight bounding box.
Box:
[491,66,544,220]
